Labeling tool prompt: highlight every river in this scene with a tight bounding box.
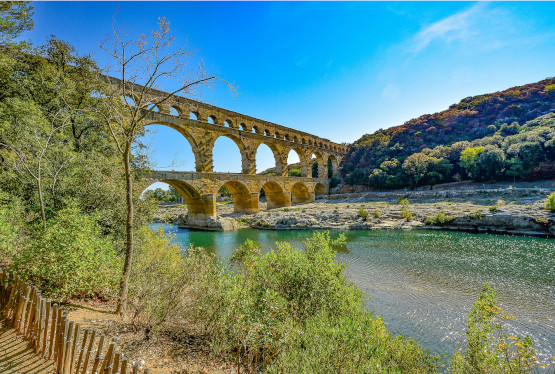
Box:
[150,223,555,362]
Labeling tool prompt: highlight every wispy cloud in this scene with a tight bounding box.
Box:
[411,3,487,54]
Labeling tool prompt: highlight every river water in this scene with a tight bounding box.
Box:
[150,223,555,362]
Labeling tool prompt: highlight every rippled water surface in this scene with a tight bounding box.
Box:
[150,224,555,361]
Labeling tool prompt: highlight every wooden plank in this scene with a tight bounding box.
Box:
[57,315,69,374]
[63,321,74,374]
[100,341,116,374]
[24,287,36,337]
[75,329,89,374]
[119,358,128,374]
[36,297,45,352]
[49,304,58,359]
[132,362,138,374]
[81,329,96,374]
[70,324,80,374]
[112,352,121,374]
[43,300,51,356]
[91,335,105,374]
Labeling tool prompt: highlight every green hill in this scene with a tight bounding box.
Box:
[342,78,555,188]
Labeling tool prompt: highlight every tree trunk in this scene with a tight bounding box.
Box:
[116,144,134,315]
[37,174,46,229]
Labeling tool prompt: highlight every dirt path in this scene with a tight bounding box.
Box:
[0,317,54,374]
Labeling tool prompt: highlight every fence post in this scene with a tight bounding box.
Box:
[81,329,96,374]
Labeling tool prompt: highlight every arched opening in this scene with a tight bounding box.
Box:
[264,129,271,136]
[137,123,197,172]
[291,182,312,204]
[122,95,136,107]
[189,112,198,120]
[255,143,279,175]
[147,103,159,112]
[274,132,280,139]
[207,115,216,124]
[310,152,324,178]
[212,135,245,173]
[216,181,258,214]
[302,138,306,144]
[239,123,246,131]
[284,134,291,141]
[169,107,180,116]
[315,182,327,196]
[328,155,337,178]
[252,126,259,134]
[141,179,213,219]
[224,119,233,127]
[293,136,298,143]
[287,149,303,177]
[260,181,290,209]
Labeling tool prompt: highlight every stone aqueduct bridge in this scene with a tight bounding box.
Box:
[115,78,348,219]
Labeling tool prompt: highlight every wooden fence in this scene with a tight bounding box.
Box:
[0,269,150,374]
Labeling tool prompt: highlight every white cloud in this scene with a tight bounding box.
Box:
[412,3,487,53]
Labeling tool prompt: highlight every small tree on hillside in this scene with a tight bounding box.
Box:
[97,13,235,314]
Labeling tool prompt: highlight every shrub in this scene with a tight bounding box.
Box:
[399,198,413,222]
[11,204,120,301]
[127,227,189,339]
[425,213,454,225]
[373,208,381,218]
[0,192,29,263]
[545,192,555,211]
[534,217,548,225]
[357,206,369,221]
[488,205,498,212]
[451,284,542,373]
[470,211,483,220]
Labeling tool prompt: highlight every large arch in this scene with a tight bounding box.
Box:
[216,180,258,214]
[315,182,327,196]
[142,122,198,171]
[157,179,215,218]
[261,181,291,209]
[255,142,281,175]
[310,151,325,178]
[213,134,248,174]
[287,148,308,177]
[291,182,313,204]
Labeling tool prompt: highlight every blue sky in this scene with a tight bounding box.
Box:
[24,1,555,181]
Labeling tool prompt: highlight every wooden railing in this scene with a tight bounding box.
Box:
[0,269,149,374]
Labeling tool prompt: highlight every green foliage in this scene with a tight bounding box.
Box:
[460,146,484,179]
[399,198,413,221]
[425,213,454,225]
[451,284,541,374]
[127,227,189,339]
[534,217,548,225]
[10,204,121,301]
[357,205,369,221]
[188,232,437,373]
[470,211,483,220]
[0,191,30,262]
[488,205,498,212]
[373,208,381,218]
[0,1,34,45]
[545,192,555,211]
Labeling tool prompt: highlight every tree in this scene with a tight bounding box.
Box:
[476,145,505,181]
[459,146,484,180]
[0,1,33,45]
[505,157,523,182]
[97,15,234,314]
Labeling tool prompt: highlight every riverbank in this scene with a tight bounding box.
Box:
[155,186,555,237]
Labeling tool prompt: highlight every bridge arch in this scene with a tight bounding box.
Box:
[216,180,258,214]
[212,134,248,173]
[315,182,327,196]
[143,121,199,169]
[291,182,313,204]
[260,181,291,209]
[156,179,214,218]
[255,142,282,175]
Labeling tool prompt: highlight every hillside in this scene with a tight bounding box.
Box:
[342,78,555,188]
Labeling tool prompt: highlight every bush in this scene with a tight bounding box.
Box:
[470,211,483,220]
[451,284,542,373]
[357,206,369,221]
[545,192,555,211]
[425,213,454,225]
[488,205,498,212]
[399,198,413,222]
[11,204,120,301]
[373,208,381,218]
[0,192,30,263]
[190,232,437,373]
[127,227,190,339]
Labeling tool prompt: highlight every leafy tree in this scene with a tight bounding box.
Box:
[97,15,234,314]
[460,146,484,180]
[476,145,505,181]
[0,1,33,45]
[505,157,524,182]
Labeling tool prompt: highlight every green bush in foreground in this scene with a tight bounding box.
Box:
[11,204,121,301]
[189,232,438,373]
[545,192,555,211]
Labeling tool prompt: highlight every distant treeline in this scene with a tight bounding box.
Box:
[342,78,555,189]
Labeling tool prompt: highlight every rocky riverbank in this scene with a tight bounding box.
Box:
[154,187,555,237]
